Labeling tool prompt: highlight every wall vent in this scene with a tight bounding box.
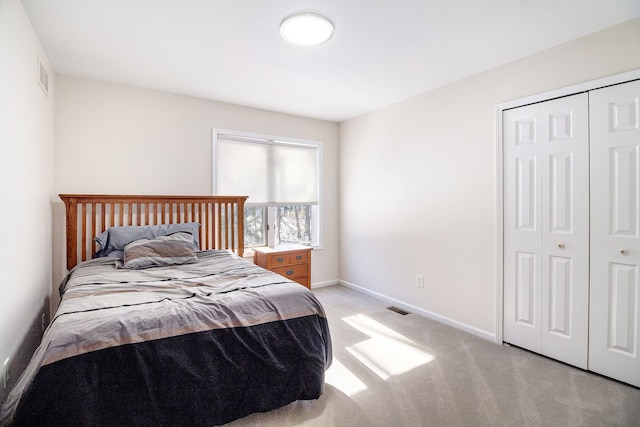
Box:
[38,57,49,96]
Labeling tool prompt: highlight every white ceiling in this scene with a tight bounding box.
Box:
[20,0,640,122]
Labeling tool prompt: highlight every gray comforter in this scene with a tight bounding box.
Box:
[1,250,332,426]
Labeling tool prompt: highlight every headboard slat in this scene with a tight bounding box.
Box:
[60,194,247,270]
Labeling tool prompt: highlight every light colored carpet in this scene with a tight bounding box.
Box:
[226,285,640,426]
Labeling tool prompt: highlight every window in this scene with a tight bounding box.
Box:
[213,130,321,248]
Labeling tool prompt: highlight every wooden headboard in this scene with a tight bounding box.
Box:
[59,194,247,270]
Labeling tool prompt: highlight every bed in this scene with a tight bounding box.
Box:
[1,194,332,426]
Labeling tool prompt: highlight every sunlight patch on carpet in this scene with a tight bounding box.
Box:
[343,314,434,380]
[324,358,368,397]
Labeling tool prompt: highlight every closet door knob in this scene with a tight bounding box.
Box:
[557,242,565,249]
[619,248,629,255]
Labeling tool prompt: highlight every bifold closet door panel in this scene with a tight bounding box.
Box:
[589,80,640,387]
[540,95,589,369]
[503,93,589,369]
[504,103,543,353]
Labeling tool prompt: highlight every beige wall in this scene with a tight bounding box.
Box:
[53,76,340,305]
[338,18,640,339]
[0,0,55,398]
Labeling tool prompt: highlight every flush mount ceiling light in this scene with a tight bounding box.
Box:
[280,12,334,47]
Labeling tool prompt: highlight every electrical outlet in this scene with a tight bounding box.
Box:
[416,273,424,288]
[3,358,9,389]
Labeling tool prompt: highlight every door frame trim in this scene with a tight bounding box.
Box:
[494,69,640,345]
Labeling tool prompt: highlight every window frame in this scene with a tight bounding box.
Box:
[212,128,323,249]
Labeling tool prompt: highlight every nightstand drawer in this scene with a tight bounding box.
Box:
[288,251,309,264]
[272,264,307,280]
[270,254,291,267]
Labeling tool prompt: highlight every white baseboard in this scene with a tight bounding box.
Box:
[338,280,496,342]
[311,279,339,289]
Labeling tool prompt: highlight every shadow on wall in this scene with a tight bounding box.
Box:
[0,297,50,407]
[51,200,67,313]
[0,200,64,407]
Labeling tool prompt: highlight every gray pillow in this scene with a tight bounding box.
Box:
[119,232,198,269]
[95,222,200,259]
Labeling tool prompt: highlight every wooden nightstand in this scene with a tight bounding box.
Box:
[253,244,312,289]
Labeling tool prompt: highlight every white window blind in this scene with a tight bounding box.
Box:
[216,134,319,205]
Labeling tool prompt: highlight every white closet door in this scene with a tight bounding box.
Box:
[504,103,543,353]
[540,95,589,368]
[589,80,640,387]
[504,94,589,368]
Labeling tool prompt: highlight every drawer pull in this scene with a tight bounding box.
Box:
[286,270,294,275]
[277,257,284,263]
[620,248,629,255]
[296,255,302,260]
